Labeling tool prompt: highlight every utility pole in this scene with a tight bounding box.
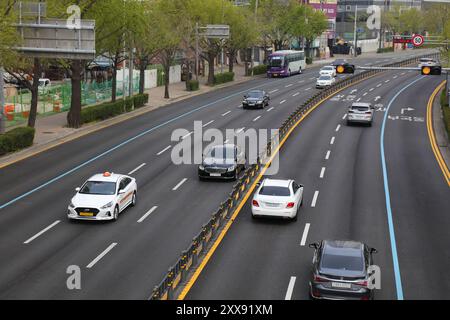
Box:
[129,48,134,97]
[195,22,199,81]
[353,4,358,57]
[0,68,5,134]
[250,0,259,76]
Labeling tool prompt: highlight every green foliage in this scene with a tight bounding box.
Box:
[213,72,235,85]
[186,80,200,91]
[0,3,20,67]
[124,97,134,112]
[441,87,449,108]
[81,100,125,124]
[133,94,149,108]
[306,57,313,65]
[443,103,450,140]
[377,47,394,54]
[0,127,35,155]
[247,64,268,76]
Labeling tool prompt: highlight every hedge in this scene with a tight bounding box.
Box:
[186,79,199,91]
[0,127,35,156]
[134,93,149,108]
[377,47,394,54]
[306,57,313,65]
[213,72,234,85]
[247,64,267,76]
[441,86,449,108]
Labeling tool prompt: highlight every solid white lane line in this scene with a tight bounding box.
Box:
[221,111,231,116]
[157,145,171,156]
[311,191,319,207]
[330,137,335,145]
[285,277,297,300]
[182,131,193,140]
[285,84,293,88]
[300,223,311,246]
[269,89,279,94]
[253,116,261,122]
[335,124,341,132]
[23,220,60,244]
[137,206,158,223]
[280,99,286,104]
[86,243,117,269]
[320,167,326,179]
[128,163,146,175]
[172,178,188,191]
[293,92,300,97]
[267,107,274,112]
[202,120,215,128]
[342,114,347,120]
[325,150,331,160]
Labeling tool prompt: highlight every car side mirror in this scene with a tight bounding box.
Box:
[370,248,378,254]
[243,95,248,99]
[256,181,262,187]
[118,189,125,195]
[75,187,80,192]
[309,243,319,249]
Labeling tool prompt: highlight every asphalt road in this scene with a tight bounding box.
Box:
[186,70,449,300]
[0,50,439,299]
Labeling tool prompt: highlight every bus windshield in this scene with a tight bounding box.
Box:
[268,56,284,68]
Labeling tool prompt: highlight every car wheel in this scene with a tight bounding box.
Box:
[233,170,238,181]
[299,67,302,74]
[113,206,119,221]
[131,192,137,207]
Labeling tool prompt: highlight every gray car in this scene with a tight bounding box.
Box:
[198,144,246,180]
[309,240,377,300]
[346,102,374,126]
[242,90,270,109]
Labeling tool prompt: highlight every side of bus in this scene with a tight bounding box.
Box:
[286,52,306,76]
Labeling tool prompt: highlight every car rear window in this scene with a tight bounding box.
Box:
[259,186,291,196]
[319,76,331,80]
[351,105,369,111]
[320,253,364,272]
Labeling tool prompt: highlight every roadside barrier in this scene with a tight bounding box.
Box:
[149,52,440,300]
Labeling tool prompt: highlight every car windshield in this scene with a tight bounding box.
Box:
[268,56,284,67]
[320,253,364,272]
[247,91,263,98]
[351,105,369,111]
[259,186,291,196]
[319,76,331,81]
[79,181,116,195]
[208,146,235,159]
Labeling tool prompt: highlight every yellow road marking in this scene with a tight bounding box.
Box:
[176,72,381,300]
[426,81,450,186]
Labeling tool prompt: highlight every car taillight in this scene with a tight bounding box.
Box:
[286,202,295,208]
[252,200,259,207]
[356,280,368,287]
[314,275,328,282]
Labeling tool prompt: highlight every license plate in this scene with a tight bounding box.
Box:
[265,203,280,207]
[79,212,93,217]
[210,173,222,177]
[331,282,351,289]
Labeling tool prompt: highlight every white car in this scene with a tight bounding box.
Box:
[68,172,137,221]
[346,102,374,126]
[251,179,304,221]
[418,58,437,68]
[316,75,336,89]
[319,65,336,77]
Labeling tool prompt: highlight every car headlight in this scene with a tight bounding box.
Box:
[69,202,75,208]
[199,165,205,170]
[227,165,236,172]
[257,100,263,104]
[101,201,114,209]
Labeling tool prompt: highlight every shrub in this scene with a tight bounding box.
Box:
[133,93,149,108]
[213,72,234,85]
[0,126,35,155]
[441,87,449,108]
[306,57,313,65]
[124,97,134,112]
[247,64,268,76]
[377,47,394,54]
[443,104,450,140]
[186,80,199,91]
[80,100,124,124]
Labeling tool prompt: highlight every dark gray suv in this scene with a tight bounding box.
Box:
[309,240,378,300]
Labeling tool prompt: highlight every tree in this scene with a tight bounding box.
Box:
[303,6,328,58]
[0,1,19,68]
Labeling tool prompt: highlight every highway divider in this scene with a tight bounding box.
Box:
[149,52,440,300]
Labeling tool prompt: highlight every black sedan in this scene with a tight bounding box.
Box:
[198,144,246,180]
[309,240,378,300]
[242,90,270,109]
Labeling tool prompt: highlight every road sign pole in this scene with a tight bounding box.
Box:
[195,22,199,81]
[0,68,5,134]
[353,4,358,57]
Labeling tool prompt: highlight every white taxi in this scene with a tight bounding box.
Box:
[68,172,137,221]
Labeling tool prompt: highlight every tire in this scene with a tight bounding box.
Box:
[131,192,137,207]
[113,206,119,221]
[292,210,298,221]
[233,170,238,181]
[299,67,302,74]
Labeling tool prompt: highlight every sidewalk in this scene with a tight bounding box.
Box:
[0,51,418,167]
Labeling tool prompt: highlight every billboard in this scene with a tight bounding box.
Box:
[308,0,337,19]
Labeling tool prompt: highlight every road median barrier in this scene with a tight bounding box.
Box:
[149,52,440,300]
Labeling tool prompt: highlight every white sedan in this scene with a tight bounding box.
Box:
[319,65,336,77]
[68,172,137,221]
[251,179,304,221]
[316,75,336,89]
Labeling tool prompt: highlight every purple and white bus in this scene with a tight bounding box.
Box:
[267,50,306,78]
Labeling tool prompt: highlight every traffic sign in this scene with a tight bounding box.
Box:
[412,34,424,47]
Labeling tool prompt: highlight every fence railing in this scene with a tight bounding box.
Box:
[149,52,440,300]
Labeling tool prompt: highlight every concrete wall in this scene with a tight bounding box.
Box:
[116,65,181,89]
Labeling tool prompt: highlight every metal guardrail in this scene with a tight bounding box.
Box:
[149,52,440,300]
